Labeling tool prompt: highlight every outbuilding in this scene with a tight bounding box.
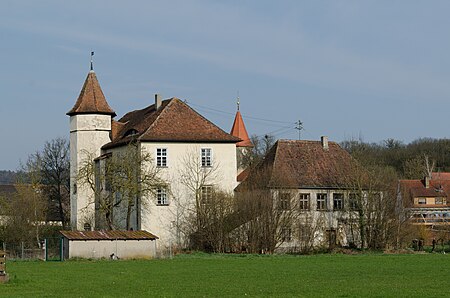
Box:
[60,230,158,260]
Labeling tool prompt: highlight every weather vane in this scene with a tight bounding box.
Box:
[237,91,240,111]
[90,51,95,72]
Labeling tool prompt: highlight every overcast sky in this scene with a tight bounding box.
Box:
[2,1,450,170]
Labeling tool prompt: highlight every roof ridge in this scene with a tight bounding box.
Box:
[138,98,175,141]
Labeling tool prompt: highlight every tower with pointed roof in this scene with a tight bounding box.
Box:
[67,68,116,230]
[230,99,253,176]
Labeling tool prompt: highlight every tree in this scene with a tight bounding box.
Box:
[22,137,70,229]
[77,142,162,230]
[177,147,221,248]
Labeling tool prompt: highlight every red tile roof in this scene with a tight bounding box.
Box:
[230,111,253,147]
[431,172,450,180]
[67,72,116,117]
[399,178,450,199]
[103,98,240,149]
[60,230,158,240]
[237,139,363,189]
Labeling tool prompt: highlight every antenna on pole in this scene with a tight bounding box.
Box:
[295,120,303,140]
[90,51,95,72]
[237,91,240,111]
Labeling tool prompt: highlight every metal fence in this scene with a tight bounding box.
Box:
[0,238,62,261]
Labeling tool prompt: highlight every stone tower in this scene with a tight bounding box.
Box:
[67,69,116,230]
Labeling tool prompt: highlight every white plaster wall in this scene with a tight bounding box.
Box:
[139,142,238,250]
[274,188,360,250]
[69,114,111,230]
[68,240,156,259]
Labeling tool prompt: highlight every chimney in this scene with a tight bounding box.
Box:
[424,176,430,188]
[155,94,162,110]
[321,136,329,150]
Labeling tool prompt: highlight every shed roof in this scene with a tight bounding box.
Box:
[60,230,158,240]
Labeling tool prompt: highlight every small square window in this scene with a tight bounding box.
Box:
[317,193,327,211]
[299,193,310,211]
[156,148,167,167]
[201,148,212,167]
[349,193,359,211]
[156,187,168,205]
[333,193,344,210]
[279,192,291,210]
[418,198,426,205]
[201,185,213,205]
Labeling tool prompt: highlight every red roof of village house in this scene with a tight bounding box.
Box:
[399,178,450,199]
[230,111,253,147]
[103,98,240,149]
[237,139,363,190]
[67,71,116,117]
[60,230,158,240]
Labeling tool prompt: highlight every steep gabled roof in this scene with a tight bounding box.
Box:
[67,72,116,117]
[238,139,363,190]
[230,111,253,147]
[104,98,240,149]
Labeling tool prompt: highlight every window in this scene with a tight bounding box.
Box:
[317,193,327,210]
[201,185,213,205]
[156,187,168,205]
[418,198,426,205]
[349,193,359,211]
[435,197,445,205]
[156,148,167,167]
[279,192,291,210]
[299,193,310,211]
[333,193,344,210]
[281,227,292,242]
[201,148,212,167]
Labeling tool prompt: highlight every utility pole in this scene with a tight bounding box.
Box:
[295,120,303,140]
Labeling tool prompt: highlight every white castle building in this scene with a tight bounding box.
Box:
[67,68,252,249]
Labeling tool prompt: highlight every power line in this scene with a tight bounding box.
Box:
[188,101,294,125]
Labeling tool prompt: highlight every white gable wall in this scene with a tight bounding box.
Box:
[139,142,237,250]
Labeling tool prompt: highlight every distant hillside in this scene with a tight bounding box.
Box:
[0,170,17,184]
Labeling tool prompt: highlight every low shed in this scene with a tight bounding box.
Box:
[60,230,158,260]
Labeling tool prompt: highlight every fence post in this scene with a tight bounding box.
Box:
[60,237,64,262]
[21,242,24,259]
[44,239,48,262]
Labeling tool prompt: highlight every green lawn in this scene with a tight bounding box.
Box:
[1,253,449,297]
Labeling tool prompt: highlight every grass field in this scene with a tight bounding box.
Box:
[1,253,450,297]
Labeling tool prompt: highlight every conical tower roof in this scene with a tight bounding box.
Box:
[67,71,116,117]
[230,111,253,147]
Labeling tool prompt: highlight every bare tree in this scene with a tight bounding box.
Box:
[21,137,70,229]
[178,147,220,239]
[77,142,162,230]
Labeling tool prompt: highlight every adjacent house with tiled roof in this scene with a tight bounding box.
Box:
[237,137,365,250]
[398,175,450,235]
[68,68,248,249]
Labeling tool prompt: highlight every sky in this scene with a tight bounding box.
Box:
[2,1,450,170]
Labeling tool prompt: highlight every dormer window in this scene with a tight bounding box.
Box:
[124,129,138,137]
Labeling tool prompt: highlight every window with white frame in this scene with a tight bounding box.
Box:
[156,187,168,205]
[279,192,291,210]
[349,193,359,211]
[333,193,344,210]
[299,193,310,211]
[281,227,292,242]
[201,185,213,204]
[201,148,212,167]
[156,148,167,167]
[317,193,327,211]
